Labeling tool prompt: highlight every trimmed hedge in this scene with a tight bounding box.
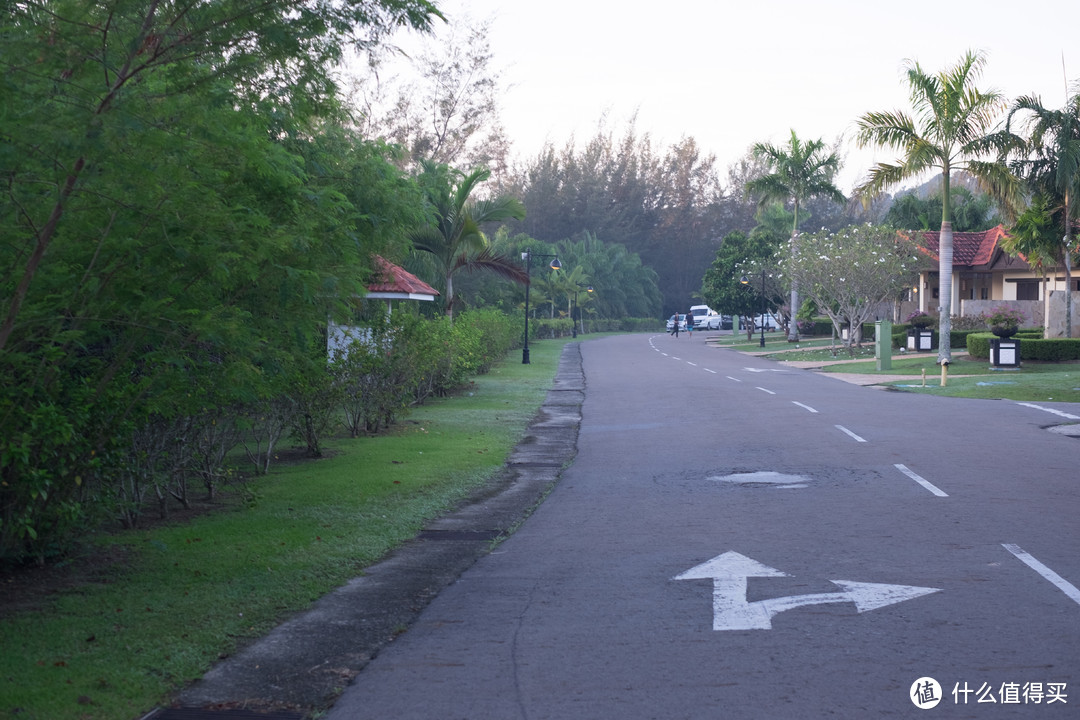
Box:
[967,333,1080,361]
[531,317,661,337]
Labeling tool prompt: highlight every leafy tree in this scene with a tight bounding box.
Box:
[1000,88,1080,336]
[554,232,663,319]
[745,130,846,340]
[0,0,440,563]
[701,230,781,338]
[884,187,999,232]
[409,161,528,318]
[787,225,922,349]
[352,14,511,178]
[855,49,1018,364]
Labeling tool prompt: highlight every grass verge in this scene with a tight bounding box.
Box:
[0,338,572,720]
[713,333,1080,404]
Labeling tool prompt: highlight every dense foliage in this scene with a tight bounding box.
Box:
[0,0,442,564]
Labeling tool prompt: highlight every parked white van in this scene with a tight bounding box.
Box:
[689,305,722,330]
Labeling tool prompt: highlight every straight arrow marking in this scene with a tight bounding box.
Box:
[674,552,941,631]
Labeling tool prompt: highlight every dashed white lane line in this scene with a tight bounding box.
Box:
[893,463,949,497]
[704,368,717,374]
[1015,402,1080,420]
[792,401,818,413]
[835,425,866,442]
[1002,544,1080,607]
[687,362,698,367]
[756,387,776,395]
[727,376,741,382]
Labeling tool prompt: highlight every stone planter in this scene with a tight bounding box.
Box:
[991,325,1018,338]
[990,337,1021,367]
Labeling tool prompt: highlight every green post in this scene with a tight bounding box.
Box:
[875,320,893,371]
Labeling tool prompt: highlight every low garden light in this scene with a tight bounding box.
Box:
[571,284,593,338]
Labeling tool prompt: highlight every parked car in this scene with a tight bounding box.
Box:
[689,305,722,330]
[737,313,782,332]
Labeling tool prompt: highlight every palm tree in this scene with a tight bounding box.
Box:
[855,49,1017,365]
[1003,193,1060,333]
[1002,89,1080,337]
[410,160,528,318]
[746,130,845,341]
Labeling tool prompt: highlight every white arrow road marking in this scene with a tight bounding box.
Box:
[673,551,941,631]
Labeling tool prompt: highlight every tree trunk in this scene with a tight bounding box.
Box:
[938,220,953,365]
[1065,246,1074,338]
[788,209,800,341]
[1064,191,1073,338]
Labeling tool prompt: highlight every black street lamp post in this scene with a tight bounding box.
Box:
[522,250,561,363]
[740,270,767,348]
[571,284,593,338]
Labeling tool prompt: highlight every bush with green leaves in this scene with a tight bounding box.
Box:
[968,333,1080,361]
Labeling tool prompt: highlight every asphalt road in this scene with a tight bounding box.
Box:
[325,333,1080,719]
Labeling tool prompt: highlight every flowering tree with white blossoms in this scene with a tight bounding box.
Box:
[786,225,921,349]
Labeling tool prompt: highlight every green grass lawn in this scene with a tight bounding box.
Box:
[818,355,1080,402]
[0,339,572,720]
[706,332,1080,404]
[751,338,1080,403]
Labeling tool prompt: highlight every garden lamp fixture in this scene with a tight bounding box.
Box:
[571,284,594,338]
[740,270,766,348]
[522,251,561,363]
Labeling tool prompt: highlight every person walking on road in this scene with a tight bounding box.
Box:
[686,311,694,337]
[671,314,680,338]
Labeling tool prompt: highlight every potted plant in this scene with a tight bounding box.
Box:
[906,310,933,328]
[983,306,1025,338]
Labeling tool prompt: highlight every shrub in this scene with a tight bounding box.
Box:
[981,305,1026,332]
[966,333,1080,361]
[1016,337,1080,362]
[907,310,933,328]
[966,333,992,360]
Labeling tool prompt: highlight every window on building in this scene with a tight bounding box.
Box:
[1016,280,1039,301]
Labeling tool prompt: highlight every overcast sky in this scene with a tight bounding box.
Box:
[386,0,1080,194]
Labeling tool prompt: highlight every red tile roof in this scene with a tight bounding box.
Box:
[912,224,1009,268]
[367,256,439,297]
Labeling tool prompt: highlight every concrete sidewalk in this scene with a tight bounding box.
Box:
[164,344,586,719]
